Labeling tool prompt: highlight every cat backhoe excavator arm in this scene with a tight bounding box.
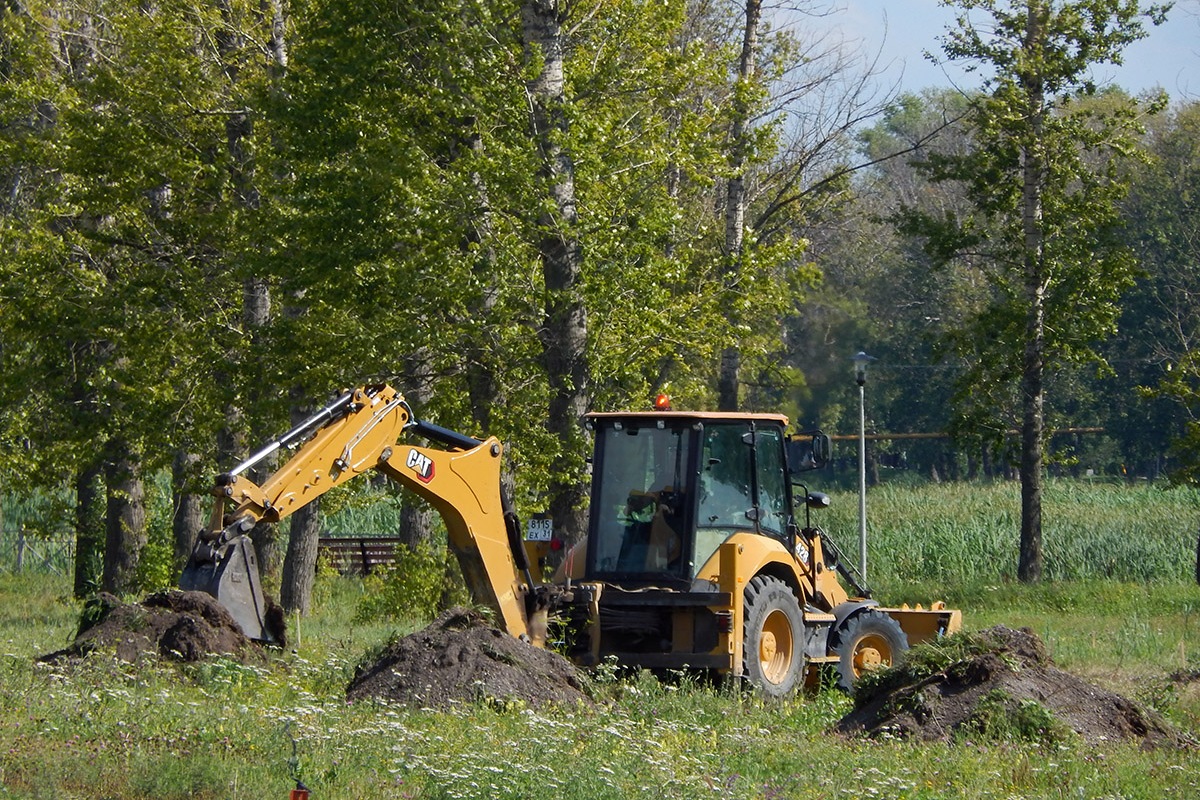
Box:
[180,384,541,643]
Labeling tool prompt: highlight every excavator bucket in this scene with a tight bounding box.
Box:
[179,535,275,643]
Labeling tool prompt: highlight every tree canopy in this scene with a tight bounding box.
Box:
[1,0,1198,596]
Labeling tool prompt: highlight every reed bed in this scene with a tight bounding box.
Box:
[822,479,1198,585]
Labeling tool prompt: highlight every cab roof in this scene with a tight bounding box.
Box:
[586,410,789,426]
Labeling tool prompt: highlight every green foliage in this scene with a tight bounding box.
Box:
[0,0,270,477]
[1123,101,1200,484]
[850,5,1175,568]
[320,482,403,535]
[132,473,177,593]
[958,689,1072,745]
[853,628,1000,702]
[906,1,1167,407]
[353,541,449,625]
[2,0,1196,630]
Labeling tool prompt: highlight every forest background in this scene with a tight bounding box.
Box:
[2,0,1200,613]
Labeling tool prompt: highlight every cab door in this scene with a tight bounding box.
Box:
[585,421,694,581]
[693,422,791,571]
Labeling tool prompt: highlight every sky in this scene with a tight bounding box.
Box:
[826,1,1200,99]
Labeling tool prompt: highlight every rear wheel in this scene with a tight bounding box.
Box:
[833,610,908,690]
[742,575,804,697]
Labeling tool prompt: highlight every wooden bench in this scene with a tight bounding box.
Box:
[317,536,403,576]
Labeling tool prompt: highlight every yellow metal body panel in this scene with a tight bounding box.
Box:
[212,386,410,523]
[378,440,529,640]
[695,530,850,612]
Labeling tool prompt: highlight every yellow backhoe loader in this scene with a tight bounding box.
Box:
[181,383,960,694]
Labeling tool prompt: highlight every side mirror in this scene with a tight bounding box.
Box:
[787,431,831,475]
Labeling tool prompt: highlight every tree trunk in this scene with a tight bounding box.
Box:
[1017,258,1047,584]
[398,498,435,550]
[218,0,284,577]
[73,464,104,597]
[102,442,146,595]
[522,0,589,545]
[1195,522,1200,587]
[245,274,280,578]
[280,499,320,614]
[278,385,320,613]
[1017,1,1046,584]
[717,0,762,412]
[460,120,503,435]
[171,449,204,579]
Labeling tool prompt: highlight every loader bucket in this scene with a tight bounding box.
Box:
[179,535,274,643]
[885,603,962,647]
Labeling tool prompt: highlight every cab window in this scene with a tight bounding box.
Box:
[694,423,754,569]
[755,426,788,536]
[590,424,689,575]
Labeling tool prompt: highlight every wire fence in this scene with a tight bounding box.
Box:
[0,530,74,576]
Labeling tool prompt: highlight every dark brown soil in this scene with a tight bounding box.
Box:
[837,626,1191,749]
[346,607,593,710]
[40,590,276,664]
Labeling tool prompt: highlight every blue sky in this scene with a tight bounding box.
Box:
[826,1,1199,99]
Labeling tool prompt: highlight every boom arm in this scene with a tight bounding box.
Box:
[182,384,537,643]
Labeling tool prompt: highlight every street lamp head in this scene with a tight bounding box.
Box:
[852,350,876,386]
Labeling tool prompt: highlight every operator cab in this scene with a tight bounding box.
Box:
[583,411,827,587]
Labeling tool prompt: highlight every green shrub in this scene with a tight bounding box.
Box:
[957,689,1072,745]
[853,629,993,704]
[353,540,447,625]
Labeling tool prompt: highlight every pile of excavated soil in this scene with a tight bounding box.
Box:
[837,625,1189,749]
[347,607,592,710]
[40,590,281,664]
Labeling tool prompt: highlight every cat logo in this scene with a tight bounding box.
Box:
[406,448,435,483]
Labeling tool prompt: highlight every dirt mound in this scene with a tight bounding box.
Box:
[347,607,592,710]
[837,626,1189,749]
[40,590,275,664]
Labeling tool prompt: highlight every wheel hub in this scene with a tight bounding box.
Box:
[759,631,778,663]
[760,610,794,683]
[854,645,883,672]
[851,633,893,677]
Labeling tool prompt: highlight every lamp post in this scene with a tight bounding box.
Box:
[852,351,876,584]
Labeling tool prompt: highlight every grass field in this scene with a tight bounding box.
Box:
[1,480,1199,799]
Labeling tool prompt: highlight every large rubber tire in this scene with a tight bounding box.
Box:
[742,575,805,697]
[833,610,908,691]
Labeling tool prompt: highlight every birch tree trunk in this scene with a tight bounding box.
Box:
[1017,0,1046,583]
[241,277,282,575]
[522,0,589,544]
[717,0,761,411]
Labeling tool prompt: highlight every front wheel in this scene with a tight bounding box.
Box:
[742,575,805,697]
[833,610,908,690]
